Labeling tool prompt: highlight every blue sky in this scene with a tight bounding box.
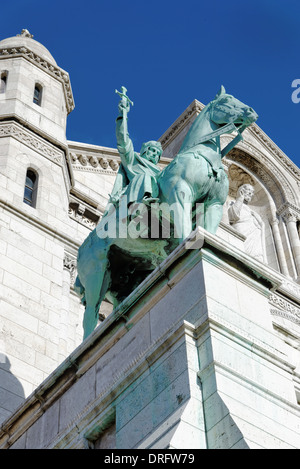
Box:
[1,0,300,168]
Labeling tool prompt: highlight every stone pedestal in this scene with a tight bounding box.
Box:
[1,228,299,449]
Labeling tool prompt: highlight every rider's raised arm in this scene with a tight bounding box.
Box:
[115,99,135,166]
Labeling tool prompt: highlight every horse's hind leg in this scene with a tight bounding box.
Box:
[204,202,224,234]
[82,262,110,339]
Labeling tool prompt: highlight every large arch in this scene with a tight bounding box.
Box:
[225,143,297,208]
[223,143,299,279]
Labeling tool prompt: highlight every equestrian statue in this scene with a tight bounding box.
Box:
[74,86,258,339]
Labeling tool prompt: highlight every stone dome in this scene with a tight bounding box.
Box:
[0,30,57,66]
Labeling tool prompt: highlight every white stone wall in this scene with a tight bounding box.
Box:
[0,204,85,422]
[1,230,299,449]
[0,57,67,144]
[0,132,88,423]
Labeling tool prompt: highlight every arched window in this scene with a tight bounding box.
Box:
[0,71,8,94]
[23,169,38,207]
[33,83,42,106]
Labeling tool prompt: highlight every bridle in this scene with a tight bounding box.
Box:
[178,99,247,157]
[209,99,248,157]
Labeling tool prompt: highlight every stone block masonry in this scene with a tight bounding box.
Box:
[1,227,299,449]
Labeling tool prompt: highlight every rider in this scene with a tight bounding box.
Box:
[109,92,162,207]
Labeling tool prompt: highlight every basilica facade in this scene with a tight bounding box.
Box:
[0,31,299,449]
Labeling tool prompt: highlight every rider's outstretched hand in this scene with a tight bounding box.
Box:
[118,100,130,115]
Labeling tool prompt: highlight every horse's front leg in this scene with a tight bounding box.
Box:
[82,260,111,339]
[204,172,229,234]
[204,202,224,234]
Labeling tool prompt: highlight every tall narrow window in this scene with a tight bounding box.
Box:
[0,71,7,94]
[23,169,38,207]
[33,83,42,105]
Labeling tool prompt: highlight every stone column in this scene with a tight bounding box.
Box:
[281,206,300,280]
[61,253,77,361]
[269,217,289,277]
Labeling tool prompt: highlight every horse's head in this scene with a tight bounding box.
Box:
[211,86,258,128]
[177,86,258,156]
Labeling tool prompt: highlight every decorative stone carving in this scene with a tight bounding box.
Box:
[89,155,99,168]
[109,159,119,171]
[226,147,296,206]
[78,154,88,166]
[269,293,300,325]
[228,164,255,186]
[17,29,34,39]
[278,202,300,223]
[77,204,86,216]
[250,124,300,181]
[63,253,77,285]
[100,158,109,169]
[281,278,300,300]
[227,164,255,198]
[0,121,63,164]
[69,150,120,173]
[68,203,99,230]
[69,152,77,163]
[228,184,266,263]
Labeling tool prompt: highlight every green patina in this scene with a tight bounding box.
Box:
[74,86,258,339]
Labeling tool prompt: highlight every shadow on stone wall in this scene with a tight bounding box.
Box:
[0,355,25,426]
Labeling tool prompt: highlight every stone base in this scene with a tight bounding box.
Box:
[1,228,299,449]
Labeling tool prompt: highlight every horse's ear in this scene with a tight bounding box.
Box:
[215,85,226,99]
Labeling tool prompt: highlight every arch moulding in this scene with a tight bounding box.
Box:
[223,139,297,209]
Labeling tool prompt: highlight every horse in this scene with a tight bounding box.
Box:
[74,86,258,339]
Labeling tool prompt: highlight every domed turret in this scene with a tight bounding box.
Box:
[0,29,57,66]
[0,29,74,145]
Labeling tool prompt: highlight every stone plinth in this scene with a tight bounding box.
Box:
[0,228,299,449]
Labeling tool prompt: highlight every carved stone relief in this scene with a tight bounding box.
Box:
[228,183,267,263]
[227,164,255,198]
[63,252,77,286]
[68,202,99,230]
[277,202,300,223]
[69,151,120,174]
[0,121,63,164]
[269,293,300,326]
[225,146,295,207]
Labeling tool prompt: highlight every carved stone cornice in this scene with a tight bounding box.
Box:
[69,150,120,174]
[277,202,300,223]
[68,202,99,230]
[0,121,63,165]
[249,124,300,181]
[68,142,169,172]
[0,45,74,114]
[269,293,300,326]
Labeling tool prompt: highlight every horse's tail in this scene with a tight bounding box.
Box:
[74,275,86,306]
